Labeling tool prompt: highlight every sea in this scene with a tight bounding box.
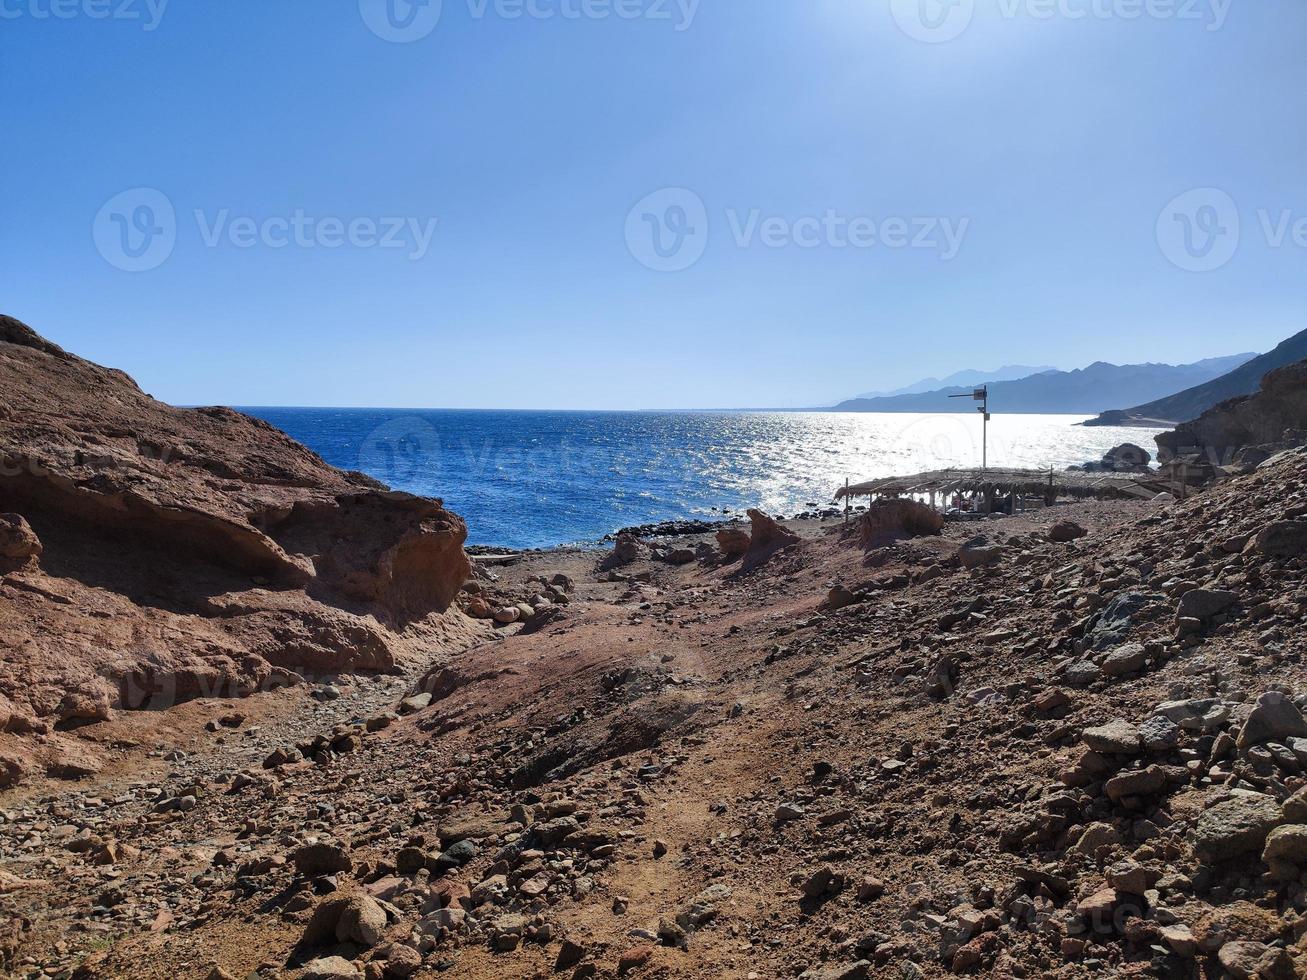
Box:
[243,409,1164,551]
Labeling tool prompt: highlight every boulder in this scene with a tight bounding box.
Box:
[1176,589,1238,620]
[1082,719,1141,755]
[742,510,799,571]
[1254,521,1307,558]
[1100,643,1147,678]
[1190,793,1284,860]
[293,842,353,878]
[715,527,750,557]
[1102,443,1152,471]
[1237,692,1307,750]
[1048,520,1087,543]
[0,513,41,562]
[300,958,360,980]
[335,894,387,947]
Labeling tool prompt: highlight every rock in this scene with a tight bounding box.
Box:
[555,939,588,970]
[617,945,653,975]
[1237,691,1307,750]
[1048,520,1087,543]
[664,548,696,565]
[825,585,860,611]
[1217,941,1295,980]
[376,944,421,978]
[1254,521,1307,557]
[958,539,1003,569]
[398,693,433,715]
[1104,765,1168,802]
[1176,588,1238,620]
[742,510,799,571]
[1138,715,1180,751]
[493,606,521,624]
[1156,698,1229,732]
[1284,786,1307,823]
[1063,661,1102,687]
[799,866,841,898]
[1082,719,1141,755]
[0,514,41,562]
[301,957,360,980]
[335,894,387,947]
[715,527,750,557]
[856,877,885,901]
[1100,643,1148,678]
[604,533,648,568]
[0,316,472,728]
[1191,793,1284,860]
[1102,443,1152,471]
[293,842,353,877]
[1105,859,1158,895]
[1261,824,1307,866]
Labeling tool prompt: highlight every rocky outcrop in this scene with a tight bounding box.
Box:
[0,315,472,744]
[1155,360,1307,465]
[741,509,800,571]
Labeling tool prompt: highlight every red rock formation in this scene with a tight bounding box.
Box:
[1156,360,1307,462]
[0,315,473,739]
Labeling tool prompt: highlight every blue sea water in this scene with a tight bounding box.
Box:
[243,409,1164,550]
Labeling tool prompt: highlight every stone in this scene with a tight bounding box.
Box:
[335,894,387,947]
[377,944,421,978]
[0,514,41,561]
[301,958,360,980]
[1156,698,1229,732]
[856,877,885,901]
[1104,765,1168,802]
[1100,643,1148,678]
[1217,941,1295,980]
[715,527,750,557]
[293,842,353,877]
[493,606,521,624]
[1254,521,1307,557]
[799,866,841,898]
[1261,824,1307,866]
[555,939,587,970]
[958,541,1003,569]
[398,692,432,715]
[1082,719,1141,755]
[1064,661,1102,686]
[1105,859,1158,895]
[1176,588,1237,620]
[1048,520,1088,543]
[1190,793,1284,860]
[1237,692,1307,750]
[1138,715,1181,751]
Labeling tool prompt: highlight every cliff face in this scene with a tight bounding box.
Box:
[0,316,473,741]
[1155,360,1307,461]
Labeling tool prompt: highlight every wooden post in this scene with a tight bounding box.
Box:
[844,478,850,524]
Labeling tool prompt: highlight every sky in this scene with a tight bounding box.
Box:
[3,0,1305,409]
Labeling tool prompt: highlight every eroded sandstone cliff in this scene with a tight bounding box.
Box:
[0,315,473,752]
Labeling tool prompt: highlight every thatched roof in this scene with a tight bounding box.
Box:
[834,467,1167,501]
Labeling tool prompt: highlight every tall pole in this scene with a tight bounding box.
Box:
[950,384,990,477]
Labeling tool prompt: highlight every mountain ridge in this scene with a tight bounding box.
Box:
[833,353,1254,415]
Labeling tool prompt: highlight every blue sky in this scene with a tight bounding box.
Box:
[3,0,1304,409]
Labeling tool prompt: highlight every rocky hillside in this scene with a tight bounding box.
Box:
[1156,360,1307,465]
[1086,327,1307,427]
[0,316,474,782]
[4,420,1307,978]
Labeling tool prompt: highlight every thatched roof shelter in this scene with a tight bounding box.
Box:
[833,467,1167,502]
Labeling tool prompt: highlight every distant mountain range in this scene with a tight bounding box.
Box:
[833,354,1255,415]
[1084,327,1307,426]
[849,364,1057,401]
